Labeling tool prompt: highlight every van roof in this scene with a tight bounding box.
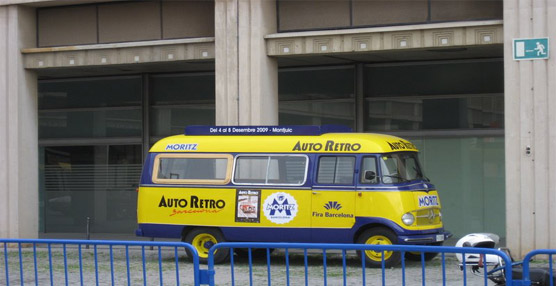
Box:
[150,130,419,154]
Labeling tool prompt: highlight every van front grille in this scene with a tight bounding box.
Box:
[414,208,442,226]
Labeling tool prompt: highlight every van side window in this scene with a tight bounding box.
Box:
[233,155,307,185]
[152,154,233,184]
[317,156,355,185]
[360,157,378,184]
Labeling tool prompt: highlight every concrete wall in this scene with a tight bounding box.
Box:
[0,5,38,239]
[37,1,215,47]
[278,0,502,31]
[215,0,278,125]
[504,0,556,257]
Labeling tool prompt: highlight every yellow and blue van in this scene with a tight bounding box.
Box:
[136,125,450,267]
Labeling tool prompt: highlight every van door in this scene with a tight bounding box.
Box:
[311,155,356,243]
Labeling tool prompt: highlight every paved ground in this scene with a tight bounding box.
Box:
[1,245,498,285]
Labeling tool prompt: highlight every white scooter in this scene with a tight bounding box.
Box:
[456,233,556,285]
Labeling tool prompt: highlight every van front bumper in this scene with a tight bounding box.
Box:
[398,231,452,244]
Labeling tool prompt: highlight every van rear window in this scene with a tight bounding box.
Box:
[152,154,233,184]
[233,155,308,186]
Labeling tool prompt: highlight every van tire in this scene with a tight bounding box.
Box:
[356,227,401,268]
[184,227,229,264]
[235,248,275,259]
[405,251,439,261]
[405,242,442,261]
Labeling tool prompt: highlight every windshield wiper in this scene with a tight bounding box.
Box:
[412,166,430,182]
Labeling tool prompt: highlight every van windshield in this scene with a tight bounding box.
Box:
[380,152,425,184]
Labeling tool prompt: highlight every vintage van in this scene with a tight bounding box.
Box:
[136,125,450,267]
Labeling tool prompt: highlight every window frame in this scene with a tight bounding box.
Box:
[232,154,309,186]
[360,155,379,185]
[316,155,356,186]
[378,152,426,184]
[152,153,233,185]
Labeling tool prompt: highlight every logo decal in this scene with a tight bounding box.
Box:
[158,195,225,216]
[165,143,198,151]
[418,195,439,207]
[292,140,361,152]
[323,201,342,210]
[312,201,353,219]
[386,140,417,151]
[263,192,298,224]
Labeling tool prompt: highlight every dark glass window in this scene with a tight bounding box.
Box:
[38,72,216,235]
[279,67,355,128]
[39,77,141,109]
[38,77,142,139]
[41,145,141,233]
[150,73,215,138]
[364,60,504,131]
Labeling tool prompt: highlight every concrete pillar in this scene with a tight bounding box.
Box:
[0,5,38,238]
[504,0,556,257]
[215,0,278,125]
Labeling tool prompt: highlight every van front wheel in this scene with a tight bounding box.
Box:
[356,227,401,268]
[184,228,229,264]
[405,242,442,261]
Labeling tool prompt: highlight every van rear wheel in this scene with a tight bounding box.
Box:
[356,227,401,268]
[184,227,229,264]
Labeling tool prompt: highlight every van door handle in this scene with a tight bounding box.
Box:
[312,192,318,195]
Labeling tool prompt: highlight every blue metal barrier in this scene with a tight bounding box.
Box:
[522,249,556,286]
[206,242,514,286]
[5,239,553,286]
[0,239,200,286]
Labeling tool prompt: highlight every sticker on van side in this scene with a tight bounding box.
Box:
[263,192,298,224]
[312,201,355,219]
[157,195,226,216]
[235,189,261,223]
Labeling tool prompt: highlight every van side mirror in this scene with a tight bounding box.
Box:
[364,170,376,181]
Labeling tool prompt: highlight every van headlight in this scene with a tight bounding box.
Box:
[402,213,415,226]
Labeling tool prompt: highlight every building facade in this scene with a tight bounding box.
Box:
[0,0,554,258]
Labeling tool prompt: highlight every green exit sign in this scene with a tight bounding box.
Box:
[513,38,549,60]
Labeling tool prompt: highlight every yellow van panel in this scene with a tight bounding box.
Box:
[150,133,418,154]
[137,187,313,228]
[138,187,442,231]
[310,190,356,228]
[355,190,442,231]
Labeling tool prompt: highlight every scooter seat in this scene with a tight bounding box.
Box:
[511,266,556,285]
